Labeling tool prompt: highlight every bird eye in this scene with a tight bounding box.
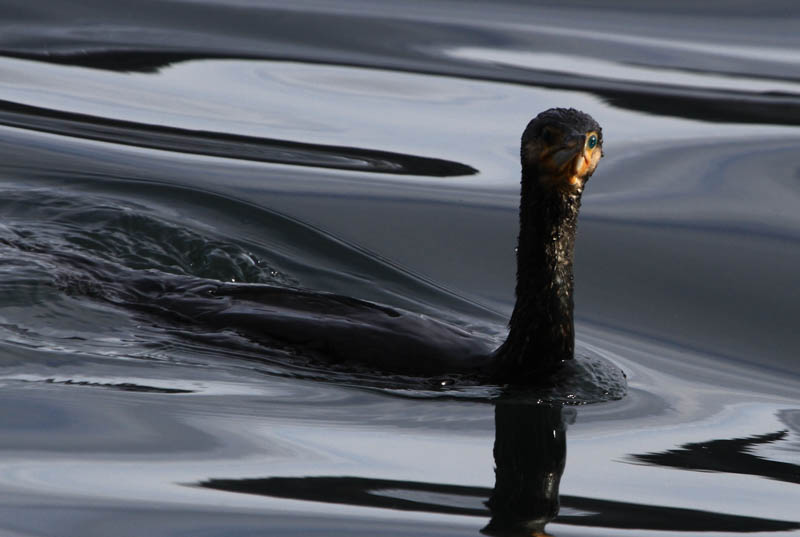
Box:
[587,134,598,149]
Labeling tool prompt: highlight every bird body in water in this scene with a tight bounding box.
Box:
[119,108,603,385]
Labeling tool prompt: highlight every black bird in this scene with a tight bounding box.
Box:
[492,107,602,381]
[116,108,604,384]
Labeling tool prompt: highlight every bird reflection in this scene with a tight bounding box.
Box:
[195,402,799,534]
[483,402,568,536]
[197,399,571,536]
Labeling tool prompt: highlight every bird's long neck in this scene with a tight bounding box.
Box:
[493,168,581,380]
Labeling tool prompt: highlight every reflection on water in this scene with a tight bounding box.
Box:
[197,403,568,535]
[632,426,800,485]
[484,403,566,535]
[0,98,478,177]
[198,401,800,535]
[0,1,798,536]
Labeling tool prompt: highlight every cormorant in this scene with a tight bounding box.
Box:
[120,108,604,385]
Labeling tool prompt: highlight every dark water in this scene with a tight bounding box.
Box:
[1,1,799,535]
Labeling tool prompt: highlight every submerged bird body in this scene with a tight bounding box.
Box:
[119,108,603,384]
[168,281,495,376]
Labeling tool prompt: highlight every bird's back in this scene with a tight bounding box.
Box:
[119,276,494,377]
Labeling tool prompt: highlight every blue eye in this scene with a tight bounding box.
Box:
[587,134,598,149]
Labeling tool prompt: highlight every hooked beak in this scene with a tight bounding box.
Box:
[549,133,585,171]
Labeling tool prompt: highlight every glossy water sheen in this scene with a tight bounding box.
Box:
[0,1,799,535]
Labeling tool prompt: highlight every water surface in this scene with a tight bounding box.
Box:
[0,1,798,535]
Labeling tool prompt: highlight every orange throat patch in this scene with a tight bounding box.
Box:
[570,149,600,189]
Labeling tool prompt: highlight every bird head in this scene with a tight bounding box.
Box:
[521,108,603,195]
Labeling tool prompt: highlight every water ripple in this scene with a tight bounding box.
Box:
[0,99,477,177]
